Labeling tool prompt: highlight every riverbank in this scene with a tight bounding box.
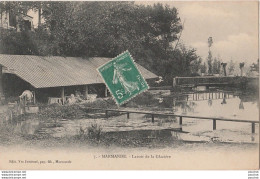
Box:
[0,89,258,149]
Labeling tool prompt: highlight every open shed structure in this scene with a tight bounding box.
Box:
[0,54,157,104]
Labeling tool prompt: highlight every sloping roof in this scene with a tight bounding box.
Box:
[0,54,157,88]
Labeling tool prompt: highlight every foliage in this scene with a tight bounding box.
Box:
[207,51,213,74]
[86,123,103,141]
[0,29,36,55]
[83,98,117,109]
[38,104,87,119]
[228,60,235,75]
[212,57,221,74]
[154,43,201,83]
[127,91,158,107]
[0,2,203,84]
[200,62,207,73]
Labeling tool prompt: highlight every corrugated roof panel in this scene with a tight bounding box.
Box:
[0,54,157,88]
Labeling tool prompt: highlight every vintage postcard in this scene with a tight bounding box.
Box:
[97,51,149,105]
[0,1,259,170]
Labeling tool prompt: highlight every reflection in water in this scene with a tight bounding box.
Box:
[173,90,258,120]
[170,89,259,143]
[221,94,227,105]
[208,99,212,106]
[239,100,244,110]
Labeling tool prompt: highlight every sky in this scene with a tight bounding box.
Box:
[136,1,259,64]
[29,1,259,64]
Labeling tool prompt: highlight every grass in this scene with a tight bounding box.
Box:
[38,104,88,119]
[77,122,103,143]
[83,98,117,109]
[0,92,176,148]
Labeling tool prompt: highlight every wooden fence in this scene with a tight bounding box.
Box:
[85,107,259,134]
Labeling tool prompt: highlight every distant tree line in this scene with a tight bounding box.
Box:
[0,1,203,84]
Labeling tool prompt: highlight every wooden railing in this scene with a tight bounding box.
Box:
[173,76,246,87]
[84,107,259,134]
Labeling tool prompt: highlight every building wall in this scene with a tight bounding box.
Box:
[2,72,109,104]
[0,11,16,29]
[3,73,34,102]
[0,10,34,31]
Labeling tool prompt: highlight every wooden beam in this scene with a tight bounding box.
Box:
[85,107,259,124]
[33,91,36,104]
[179,116,183,125]
[151,114,154,123]
[61,87,65,105]
[213,119,216,130]
[252,123,255,133]
[104,86,108,97]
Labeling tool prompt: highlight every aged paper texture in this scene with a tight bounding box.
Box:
[0,1,259,170]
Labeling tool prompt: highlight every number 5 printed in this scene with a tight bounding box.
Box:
[116,90,124,99]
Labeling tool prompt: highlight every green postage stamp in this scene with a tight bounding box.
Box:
[97,51,149,105]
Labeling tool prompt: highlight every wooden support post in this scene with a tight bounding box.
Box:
[151,114,154,123]
[252,123,255,133]
[127,112,130,119]
[105,110,108,119]
[213,119,216,130]
[84,85,88,99]
[22,96,26,114]
[179,116,182,125]
[61,87,65,105]
[0,65,5,104]
[33,91,36,104]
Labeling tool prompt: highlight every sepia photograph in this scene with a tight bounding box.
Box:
[0,1,259,170]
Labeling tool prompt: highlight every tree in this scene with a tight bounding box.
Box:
[200,62,207,74]
[158,43,201,82]
[228,60,235,76]
[0,2,203,85]
[207,51,213,74]
[207,37,213,74]
[212,57,221,74]
[190,57,202,75]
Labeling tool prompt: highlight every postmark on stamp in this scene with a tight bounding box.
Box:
[97,51,149,105]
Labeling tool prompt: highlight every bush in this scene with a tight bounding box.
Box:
[84,98,117,109]
[77,123,103,143]
[126,92,158,107]
[38,104,87,119]
[86,123,103,141]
